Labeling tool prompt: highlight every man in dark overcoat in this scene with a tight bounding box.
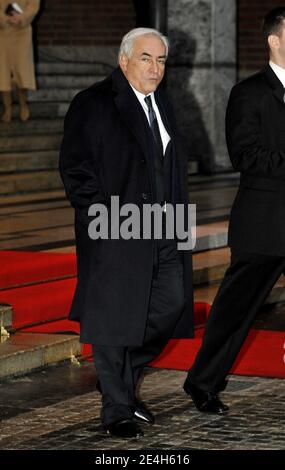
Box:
[59,27,194,438]
[184,7,285,415]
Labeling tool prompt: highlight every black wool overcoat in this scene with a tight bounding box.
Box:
[59,67,194,346]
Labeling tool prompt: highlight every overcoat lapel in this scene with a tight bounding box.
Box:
[112,67,151,162]
[264,64,285,105]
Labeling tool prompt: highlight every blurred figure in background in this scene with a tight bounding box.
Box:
[0,0,40,122]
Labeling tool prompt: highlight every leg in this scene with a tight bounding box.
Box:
[187,251,285,393]
[93,236,185,428]
[92,345,135,428]
[130,236,185,389]
[1,91,12,123]
[17,88,30,122]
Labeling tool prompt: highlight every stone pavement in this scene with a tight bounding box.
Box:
[0,361,284,451]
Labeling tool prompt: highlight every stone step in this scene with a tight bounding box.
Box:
[0,170,63,195]
[43,221,229,256]
[0,332,81,379]
[0,119,63,137]
[194,221,228,252]
[37,75,103,89]
[38,224,228,255]
[36,62,112,76]
[193,247,230,285]
[0,157,208,196]
[188,160,198,175]
[194,276,285,307]
[0,188,65,206]
[189,172,240,188]
[194,283,219,305]
[7,102,69,119]
[0,151,59,173]
[266,276,285,304]
[1,103,65,121]
[0,134,62,153]
[0,304,13,332]
[27,89,81,103]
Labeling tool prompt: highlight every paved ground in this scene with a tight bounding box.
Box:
[0,359,284,451]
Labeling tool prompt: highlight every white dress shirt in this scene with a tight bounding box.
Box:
[129,83,171,155]
[269,60,285,88]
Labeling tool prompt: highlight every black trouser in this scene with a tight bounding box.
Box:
[92,234,185,427]
[187,250,285,394]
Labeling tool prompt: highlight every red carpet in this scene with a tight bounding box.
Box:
[149,329,285,379]
[1,250,284,379]
[0,250,76,289]
[0,278,77,328]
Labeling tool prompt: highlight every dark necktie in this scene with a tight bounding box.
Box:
[144,95,164,159]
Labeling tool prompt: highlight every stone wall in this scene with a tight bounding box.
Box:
[238,0,281,79]
[36,0,135,46]
[35,0,135,66]
[167,0,236,172]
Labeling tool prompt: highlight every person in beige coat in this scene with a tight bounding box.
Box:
[0,0,40,122]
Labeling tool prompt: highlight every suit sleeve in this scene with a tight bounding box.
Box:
[226,84,285,179]
[59,92,108,228]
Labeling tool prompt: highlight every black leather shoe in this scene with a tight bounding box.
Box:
[105,419,144,438]
[133,401,155,425]
[183,378,229,415]
[96,381,155,424]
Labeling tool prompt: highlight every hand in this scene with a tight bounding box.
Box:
[8,12,22,27]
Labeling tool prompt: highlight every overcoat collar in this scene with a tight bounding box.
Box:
[264,63,285,105]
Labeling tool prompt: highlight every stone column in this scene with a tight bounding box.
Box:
[133,0,168,32]
[167,0,236,172]
[149,0,168,33]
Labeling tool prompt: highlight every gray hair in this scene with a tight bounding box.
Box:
[118,27,169,61]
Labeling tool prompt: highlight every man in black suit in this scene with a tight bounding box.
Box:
[59,28,194,438]
[184,7,285,414]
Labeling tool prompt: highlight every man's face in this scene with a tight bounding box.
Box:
[119,35,167,95]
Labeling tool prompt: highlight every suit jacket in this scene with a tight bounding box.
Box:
[226,64,285,256]
[59,67,194,346]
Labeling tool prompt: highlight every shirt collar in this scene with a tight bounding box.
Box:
[269,61,285,88]
[129,83,154,108]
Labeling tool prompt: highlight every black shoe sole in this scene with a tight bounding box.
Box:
[105,429,144,439]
